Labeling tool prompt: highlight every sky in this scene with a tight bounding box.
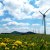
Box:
[0,0,50,34]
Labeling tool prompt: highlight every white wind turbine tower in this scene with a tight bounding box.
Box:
[39,8,50,34]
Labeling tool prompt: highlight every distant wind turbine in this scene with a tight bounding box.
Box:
[39,8,50,34]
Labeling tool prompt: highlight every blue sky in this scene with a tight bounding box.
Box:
[0,0,50,34]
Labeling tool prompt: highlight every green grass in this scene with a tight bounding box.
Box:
[0,33,50,50]
[0,34,50,42]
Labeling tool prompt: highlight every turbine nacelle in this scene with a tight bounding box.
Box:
[43,14,46,18]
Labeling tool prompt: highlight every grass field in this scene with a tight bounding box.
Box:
[0,33,50,50]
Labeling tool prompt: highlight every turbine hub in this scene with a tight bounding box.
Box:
[43,14,46,17]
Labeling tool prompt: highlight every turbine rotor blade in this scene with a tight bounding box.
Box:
[39,11,43,15]
[44,8,50,14]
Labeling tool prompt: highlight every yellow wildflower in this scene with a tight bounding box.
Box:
[5,47,9,50]
[0,42,7,47]
[3,38,11,43]
[14,43,18,46]
[31,42,35,46]
[12,46,17,49]
[14,40,22,45]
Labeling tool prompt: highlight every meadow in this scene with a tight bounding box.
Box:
[0,33,50,50]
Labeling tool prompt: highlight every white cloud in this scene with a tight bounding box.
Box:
[35,0,50,13]
[10,27,30,32]
[0,9,4,16]
[0,1,5,16]
[0,26,33,33]
[46,27,50,34]
[35,0,50,7]
[1,18,12,22]
[47,23,50,25]
[2,0,50,20]
[0,0,50,34]
[4,0,50,20]
[3,0,38,20]
[0,27,10,33]
[46,18,50,22]
[0,2,3,9]
[2,24,33,33]
[32,23,40,26]
[3,21,30,27]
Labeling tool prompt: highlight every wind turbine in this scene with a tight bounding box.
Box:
[39,8,50,34]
